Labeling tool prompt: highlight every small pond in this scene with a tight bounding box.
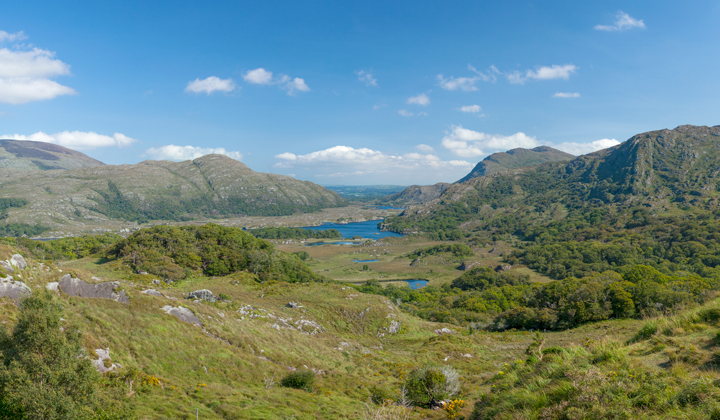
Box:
[303,220,404,240]
[354,259,379,263]
[404,280,428,289]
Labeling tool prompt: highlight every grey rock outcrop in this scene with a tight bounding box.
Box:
[141,289,163,297]
[0,261,14,273]
[434,327,454,335]
[286,302,302,308]
[58,274,129,304]
[161,305,203,327]
[92,348,120,374]
[187,289,215,302]
[46,282,59,292]
[10,254,27,270]
[388,320,401,334]
[0,277,31,299]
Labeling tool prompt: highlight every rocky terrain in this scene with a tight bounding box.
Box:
[0,140,105,171]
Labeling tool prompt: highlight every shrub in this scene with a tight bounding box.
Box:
[369,385,395,404]
[280,370,314,391]
[403,366,460,407]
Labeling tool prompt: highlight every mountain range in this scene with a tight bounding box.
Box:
[0,145,345,231]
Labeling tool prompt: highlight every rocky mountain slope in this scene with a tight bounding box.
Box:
[457,145,574,183]
[380,183,452,206]
[0,139,105,171]
[385,124,720,239]
[0,154,345,232]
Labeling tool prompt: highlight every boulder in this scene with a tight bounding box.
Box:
[388,320,401,334]
[58,274,129,304]
[46,282,59,292]
[0,277,31,299]
[187,289,215,302]
[92,348,119,374]
[0,261,14,273]
[286,302,302,308]
[161,306,203,327]
[495,264,512,272]
[10,254,26,270]
[459,261,478,271]
[141,289,163,297]
[433,327,454,335]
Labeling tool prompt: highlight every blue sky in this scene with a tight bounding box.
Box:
[1,1,719,185]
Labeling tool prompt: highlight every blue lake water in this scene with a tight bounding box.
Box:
[303,220,404,239]
[405,280,428,289]
[354,259,379,263]
[305,240,364,246]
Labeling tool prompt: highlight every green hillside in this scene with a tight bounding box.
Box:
[457,146,574,183]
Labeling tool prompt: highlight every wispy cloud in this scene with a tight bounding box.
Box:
[242,67,310,95]
[595,11,646,31]
[416,144,434,152]
[144,145,242,161]
[553,92,580,98]
[554,139,620,155]
[406,93,430,106]
[0,30,27,43]
[398,110,428,117]
[3,131,137,149]
[437,75,479,91]
[185,76,236,94]
[441,125,538,157]
[355,70,377,87]
[459,104,482,113]
[0,33,76,104]
[507,64,578,84]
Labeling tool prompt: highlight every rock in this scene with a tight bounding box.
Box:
[459,261,478,271]
[0,277,31,299]
[161,305,203,327]
[46,282,59,292]
[141,289,163,297]
[286,302,302,308]
[10,254,26,270]
[495,264,512,272]
[58,275,129,304]
[187,289,215,302]
[152,279,161,286]
[433,327,454,335]
[0,261,14,273]
[92,348,118,374]
[136,270,148,275]
[388,320,401,334]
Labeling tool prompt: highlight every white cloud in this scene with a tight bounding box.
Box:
[0,31,27,43]
[3,131,137,149]
[553,92,581,98]
[406,93,430,106]
[595,12,646,31]
[144,145,242,161]
[0,42,75,104]
[437,75,479,91]
[508,64,578,84]
[355,70,377,87]
[459,104,482,113]
[185,76,236,94]
[285,77,310,95]
[243,68,274,85]
[373,103,387,110]
[416,144,434,152]
[441,125,539,157]
[273,145,472,183]
[242,67,310,95]
[398,109,414,117]
[553,139,620,155]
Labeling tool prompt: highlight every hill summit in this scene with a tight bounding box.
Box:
[0,140,105,171]
[457,145,574,183]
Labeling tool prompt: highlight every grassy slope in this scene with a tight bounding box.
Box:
[0,243,635,420]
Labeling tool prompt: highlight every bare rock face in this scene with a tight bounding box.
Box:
[10,254,27,270]
[187,289,215,302]
[434,327,454,335]
[58,274,129,304]
[92,348,121,374]
[388,320,401,334]
[141,289,163,297]
[0,277,31,299]
[0,261,14,273]
[161,305,203,327]
[46,282,59,292]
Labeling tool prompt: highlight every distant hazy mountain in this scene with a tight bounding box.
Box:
[457,146,574,183]
[0,140,105,170]
[0,154,345,230]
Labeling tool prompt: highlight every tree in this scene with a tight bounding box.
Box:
[0,291,106,419]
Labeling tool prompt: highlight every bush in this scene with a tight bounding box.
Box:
[403,366,460,407]
[280,370,314,391]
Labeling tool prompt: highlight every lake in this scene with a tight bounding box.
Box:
[303,220,404,239]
